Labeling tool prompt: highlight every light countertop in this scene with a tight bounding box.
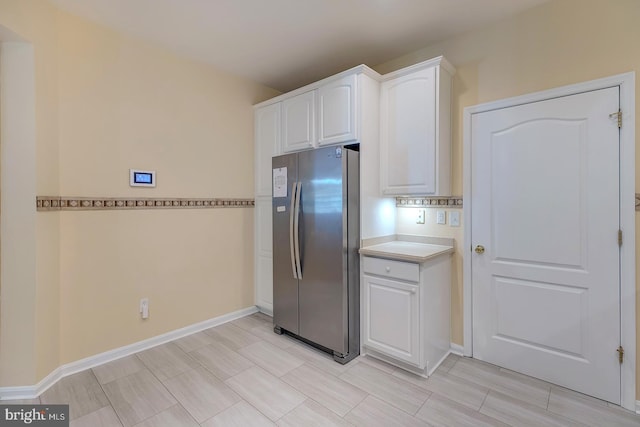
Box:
[359,240,453,263]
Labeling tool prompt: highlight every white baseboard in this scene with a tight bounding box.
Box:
[427,350,451,376]
[636,400,640,415]
[257,306,273,317]
[450,343,464,356]
[0,305,258,401]
[362,347,428,378]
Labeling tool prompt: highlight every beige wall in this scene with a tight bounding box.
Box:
[59,209,256,362]
[0,0,60,386]
[55,9,277,364]
[56,10,278,198]
[376,0,640,398]
[0,41,38,386]
[0,0,278,385]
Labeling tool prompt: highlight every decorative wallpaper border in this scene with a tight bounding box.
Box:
[398,194,640,210]
[396,196,463,208]
[41,194,640,210]
[37,196,254,211]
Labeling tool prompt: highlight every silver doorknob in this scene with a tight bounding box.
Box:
[475,245,485,254]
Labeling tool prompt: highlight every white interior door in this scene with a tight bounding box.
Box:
[471,87,621,403]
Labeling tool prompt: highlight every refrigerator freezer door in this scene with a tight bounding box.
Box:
[272,154,299,334]
[297,147,349,353]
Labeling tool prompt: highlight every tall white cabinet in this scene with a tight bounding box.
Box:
[380,56,455,196]
[254,103,281,313]
[253,66,384,314]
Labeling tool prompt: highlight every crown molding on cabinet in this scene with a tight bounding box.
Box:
[380,56,456,81]
[253,64,381,109]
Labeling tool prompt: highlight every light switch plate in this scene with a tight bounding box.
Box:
[436,210,446,225]
[416,209,425,224]
[450,211,460,227]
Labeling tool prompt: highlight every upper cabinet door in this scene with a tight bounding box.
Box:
[255,103,281,196]
[317,74,357,147]
[380,64,452,196]
[282,90,315,153]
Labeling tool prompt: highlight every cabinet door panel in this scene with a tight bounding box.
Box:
[381,67,437,195]
[317,74,357,146]
[255,197,272,256]
[256,255,273,312]
[255,196,273,313]
[255,103,281,196]
[363,275,420,364]
[282,90,315,152]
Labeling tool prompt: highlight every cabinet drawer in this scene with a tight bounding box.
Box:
[362,256,419,282]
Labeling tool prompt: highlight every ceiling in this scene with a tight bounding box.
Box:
[49,0,549,92]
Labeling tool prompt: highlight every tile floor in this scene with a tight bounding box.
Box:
[8,312,640,426]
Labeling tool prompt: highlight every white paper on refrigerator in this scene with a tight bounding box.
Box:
[273,167,287,197]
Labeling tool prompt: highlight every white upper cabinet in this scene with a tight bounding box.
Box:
[255,103,281,196]
[380,57,454,196]
[282,90,316,153]
[277,69,366,153]
[317,74,357,147]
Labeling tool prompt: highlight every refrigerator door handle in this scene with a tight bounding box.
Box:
[293,181,303,280]
[289,181,298,279]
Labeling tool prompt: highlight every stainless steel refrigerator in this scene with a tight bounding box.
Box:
[272,145,359,364]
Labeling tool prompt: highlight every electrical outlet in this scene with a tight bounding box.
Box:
[140,298,149,319]
[450,211,460,227]
[416,209,425,224]
[436,210,446,225]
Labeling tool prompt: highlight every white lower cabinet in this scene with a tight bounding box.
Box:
[362,254,451,376]
[363,275,420,365]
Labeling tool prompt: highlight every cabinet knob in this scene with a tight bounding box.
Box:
[385,267,391,272]
[475,245,485,254]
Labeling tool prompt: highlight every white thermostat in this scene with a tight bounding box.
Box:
[129,169,156,187]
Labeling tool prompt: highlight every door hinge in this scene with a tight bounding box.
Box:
[609,110,622,128]
[617,346,624,364]
[618,229,623,247]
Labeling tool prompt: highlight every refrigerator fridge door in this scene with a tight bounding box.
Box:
[297,147,349,353]
[272,145,359,363]
[272,153,299,334]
